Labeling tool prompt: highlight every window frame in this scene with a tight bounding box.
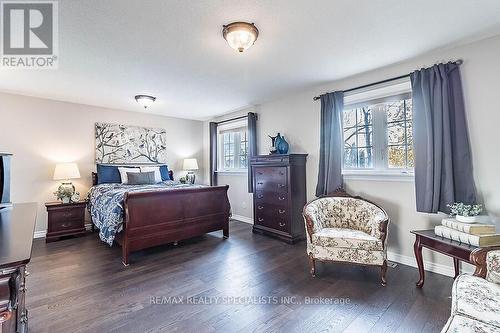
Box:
[216,120,248,173]
[341,79,415,181]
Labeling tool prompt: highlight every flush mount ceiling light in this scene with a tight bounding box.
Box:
[135,95,156,109]
[222,22,259,53]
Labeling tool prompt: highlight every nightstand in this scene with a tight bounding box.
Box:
[45,201,87,242]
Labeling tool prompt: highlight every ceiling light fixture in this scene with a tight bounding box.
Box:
[222,22,259,53]
[135,94,156,109]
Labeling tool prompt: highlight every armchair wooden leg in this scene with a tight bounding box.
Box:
[380,260,387,286]
[308,253,316,277]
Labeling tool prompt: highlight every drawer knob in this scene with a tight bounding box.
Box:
[278,184,285,188]
[258,205,264,210]
[278,209,286,214]
[257,182,264,185]
[279,222,286,227]
[258,194,264,199]
[278,196,285,201]
[258,217,264,222]
[258,172,263,175]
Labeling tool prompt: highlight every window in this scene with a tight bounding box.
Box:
[342,80,414,175]
[217,120,248,172]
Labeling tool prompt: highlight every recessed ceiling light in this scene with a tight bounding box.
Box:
[222,22,259,53]
[135,95,156,109]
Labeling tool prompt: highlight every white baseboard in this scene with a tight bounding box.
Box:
[231,214,253,224]
[387,251,474,278]
[33,230,47,239]
[34,223,93,239]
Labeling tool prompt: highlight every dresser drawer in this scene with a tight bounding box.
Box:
[49,219,84,233]
[255,201,288,212]
[49,208,83,222]
[255,191,288,205]
[254,167,288,192]
[255,213,290,232]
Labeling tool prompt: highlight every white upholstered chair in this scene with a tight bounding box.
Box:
[440,248,500,332]
[302,189,390,285]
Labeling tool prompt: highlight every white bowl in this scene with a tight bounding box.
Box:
[456,215,481,223]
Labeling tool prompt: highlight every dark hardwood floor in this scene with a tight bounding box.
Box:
[27,221,453,333]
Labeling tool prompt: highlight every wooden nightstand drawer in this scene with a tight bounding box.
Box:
[50,208,83,222]
[49,218,84,233]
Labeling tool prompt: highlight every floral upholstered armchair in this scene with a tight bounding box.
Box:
[440,248,500,332]
[302,189,390,286]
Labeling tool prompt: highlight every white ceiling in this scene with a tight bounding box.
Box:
[2,0,500,120]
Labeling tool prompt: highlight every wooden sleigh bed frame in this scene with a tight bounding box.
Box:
[91,172,231,266]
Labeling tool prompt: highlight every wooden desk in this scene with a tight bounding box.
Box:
[411,229,486,288]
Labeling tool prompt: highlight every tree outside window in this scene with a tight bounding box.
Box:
[343,94,413,172]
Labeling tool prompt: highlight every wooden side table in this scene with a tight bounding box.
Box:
[411,229,488,288]
[45,201,87,242]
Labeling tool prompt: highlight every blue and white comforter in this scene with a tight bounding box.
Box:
[87,181,203,246]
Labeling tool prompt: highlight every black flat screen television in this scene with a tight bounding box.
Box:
[0,153,12,208]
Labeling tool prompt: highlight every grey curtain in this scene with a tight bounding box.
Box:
[247,112,258,193]
[209,122,218,186]
[411,63,476,213]
[315,91,344,197]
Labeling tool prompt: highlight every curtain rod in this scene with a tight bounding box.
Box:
[313,59,463,101]
[215,114,248,125]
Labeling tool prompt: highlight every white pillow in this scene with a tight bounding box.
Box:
[118,167,140,184]
[139,166,162,183]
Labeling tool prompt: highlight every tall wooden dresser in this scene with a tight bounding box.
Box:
[250,154,307,244]
[0,203,37,333]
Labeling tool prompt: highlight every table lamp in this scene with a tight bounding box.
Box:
[183,158,198,184]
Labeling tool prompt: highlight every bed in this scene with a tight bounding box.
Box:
[88,171,230,265]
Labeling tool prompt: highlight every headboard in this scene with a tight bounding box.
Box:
[92,170,174,186]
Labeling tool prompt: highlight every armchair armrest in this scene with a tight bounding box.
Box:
[302,208,323,242]
[378,219,389,249]
[470,247,500,280]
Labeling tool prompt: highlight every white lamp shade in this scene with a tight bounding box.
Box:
[53,163,81,180]
[183,158,199,171]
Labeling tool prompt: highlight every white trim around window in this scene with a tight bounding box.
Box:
[216,119,248,173]
[343,169,414,182]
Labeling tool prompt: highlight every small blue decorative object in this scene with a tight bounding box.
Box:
[275,133,283,152]
[277,135,289,154]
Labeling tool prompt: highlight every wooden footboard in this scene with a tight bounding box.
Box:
[116,185,230,265]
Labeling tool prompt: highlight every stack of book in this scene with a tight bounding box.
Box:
[434,218,500,246]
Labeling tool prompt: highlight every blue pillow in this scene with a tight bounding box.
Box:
[159,165,170,181]
[96,164,121,184]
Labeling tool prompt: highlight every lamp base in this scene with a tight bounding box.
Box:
[60,182,75,192]
[57,182,75,204]
[186,172,196,185]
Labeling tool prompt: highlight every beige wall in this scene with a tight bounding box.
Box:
[0,92,205,232]
[207,35,500,275]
